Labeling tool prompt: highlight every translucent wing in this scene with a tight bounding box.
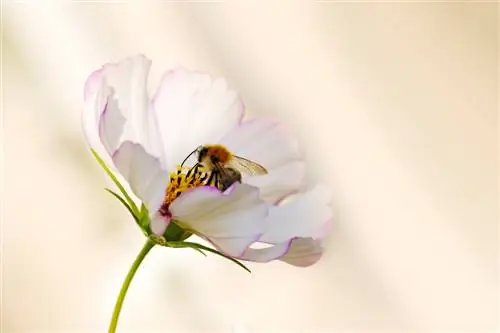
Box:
[227,155,268,176]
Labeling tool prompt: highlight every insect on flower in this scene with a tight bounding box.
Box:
[83,54,333,333]
[83,54,332,268]
[181,144,268,192]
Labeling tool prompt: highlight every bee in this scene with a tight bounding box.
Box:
[217,167,242,192]
[182,144,268,191]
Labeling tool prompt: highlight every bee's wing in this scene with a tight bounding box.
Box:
[227,155,268,176]
[212,161,230,178]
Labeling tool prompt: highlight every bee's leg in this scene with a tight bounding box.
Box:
[213,172,221,188]
[186,163,199,179]
[200,172,208,183]
[205,171,215,187]
[213,172,221,189]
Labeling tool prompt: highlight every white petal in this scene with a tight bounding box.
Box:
[169,183,268,257]
[220,117,301,168]
[239,235,327,265]
[82,72,124,164]
[219,117,304,202]
[238,241,292,263]
[245,161,305,203]
[99,91,127,155]
[238,185,332,264]
[150,212,170,236]
[99,55,152,144]
[83,55,162,158]
[112,141,169,212]
[152,67,244,170]
[84,68,104,101]
[279,238,325,267]
[259,185,333,244]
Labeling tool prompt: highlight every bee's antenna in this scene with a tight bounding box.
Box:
[180,148,198,167]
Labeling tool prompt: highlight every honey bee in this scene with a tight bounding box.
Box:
[182,144,268,191]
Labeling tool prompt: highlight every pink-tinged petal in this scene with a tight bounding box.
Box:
[112,141,169,212]
[100,54,151,138]
[82,75,123,165]
[150,212,171,236]
[279,238,325,267]
[169,183,268,257]
[239,185,332,264]
[219,117,304,202]
[238,241,293,263]
[245,161,305,203]
[83,69,103,101]
[82,73,105,150]
[99,91,126,155]
[152,67,244,171]
[220,117,301,169]
[260,185,332,244]
[83,55,163,159]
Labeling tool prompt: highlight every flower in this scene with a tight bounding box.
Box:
[83,54,332,267]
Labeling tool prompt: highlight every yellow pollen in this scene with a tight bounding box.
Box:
[163,166,204,206]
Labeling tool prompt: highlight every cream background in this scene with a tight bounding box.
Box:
[2,1,498,333]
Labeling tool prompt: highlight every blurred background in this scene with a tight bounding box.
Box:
[2,1,498,332]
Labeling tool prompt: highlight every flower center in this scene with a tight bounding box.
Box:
[159,165,206,216]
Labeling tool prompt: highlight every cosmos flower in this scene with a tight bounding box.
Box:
[83,54,332,267]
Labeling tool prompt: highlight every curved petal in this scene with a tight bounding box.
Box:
[238,241,292,263]
[169,183,268,257]
[82,72,123,165]
[150,212,171,236]
[245,161,305,203]
[241,237,326,267]
[99,91,126,156]
[260,185,332,244]
[237,185,332,263]
[84,68,104,101]
[98,55,152,143]
[112,141,169,212]
[279,238,325,267]
[83,55,162,159]
[219,117,304,202]
[220,117,301,168]
[152,67,244,171]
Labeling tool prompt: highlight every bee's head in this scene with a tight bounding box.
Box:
[181,145,206,167]
[196,145,209,162]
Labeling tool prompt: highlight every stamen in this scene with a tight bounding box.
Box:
[161,165,206,216]
[161,157,237,218]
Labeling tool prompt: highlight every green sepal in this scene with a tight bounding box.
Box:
[91,149,139,217]
[163,221,192,242]
[170,241,252,273]
[165,241,207,256]
[139,203,151,230]
[104,188,139,224]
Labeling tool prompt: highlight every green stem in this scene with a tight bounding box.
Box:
[108,239,155,333]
